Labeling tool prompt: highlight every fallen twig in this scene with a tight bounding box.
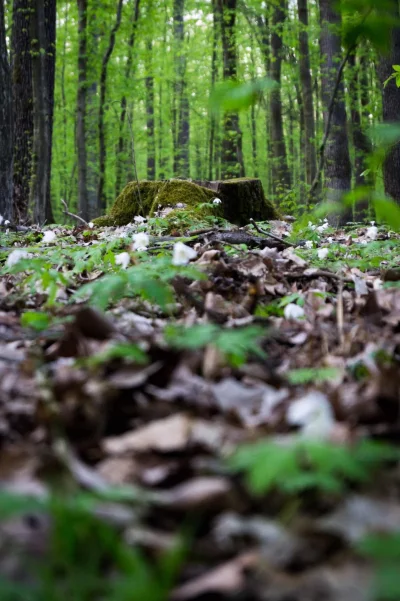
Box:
[249,219,291,247]
[61,199,89,227]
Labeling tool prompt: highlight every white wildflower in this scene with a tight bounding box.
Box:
[283,303,305,321]
[305,240,313,249]
[366,226,378,240]
[88,222,94,229]
[373,278,383,290]
[317,248,329,260]
[134,215,146,224]
[308,221,316,231]
[287,391,335,439]
[41,230,57,244]
[212,198,222,205]
[172,241,197,266]
[316,222,329,233]
[132,232,149,251]
[327,237,333,244]
[6,249,30,268]
[4,220,10,226]
[115,252,131,269]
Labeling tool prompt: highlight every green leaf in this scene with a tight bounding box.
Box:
[210,78,277,114]
[373,197,400,231]
[87,343,148,367]
[286,367,341,385]
[20,311,51,331]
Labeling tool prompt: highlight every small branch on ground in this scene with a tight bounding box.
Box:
[249,219,291,247]
[61,199,89,227]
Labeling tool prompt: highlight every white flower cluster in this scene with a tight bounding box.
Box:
[6,249,30,268]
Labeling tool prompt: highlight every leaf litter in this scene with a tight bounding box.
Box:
[0,218,399,599]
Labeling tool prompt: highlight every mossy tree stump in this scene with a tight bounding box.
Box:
[93,177,278,227]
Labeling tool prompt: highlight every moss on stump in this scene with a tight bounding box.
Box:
[93,177,278,228]
[93,179,218,227]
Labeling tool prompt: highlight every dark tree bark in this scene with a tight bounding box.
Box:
[11,0,32,222]
[377,0,400,203]
[115,0,140,194]
[269,0,291,198]
[0,0,13,220]
[29,0,55,224]
[173,0,190,177]
[97,0,124,212]
[145,40,156,180]
[319,0,352,224]
[76,0,89,220]
[297,0,317,186]
[219,0,245,179]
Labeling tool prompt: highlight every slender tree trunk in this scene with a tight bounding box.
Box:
[269,0,291,198]
[250,104,259,178]
[60,2,69,208]
[115,0,140,194]
[29,0,55,224]
[377,0,400,203]
[254,13,272,195]
[173,0,190,177]
[97,0,124,212]
[208,0,221,180]
[319,0,352,224]
[158,7,168,180]
[76,0,89,220]
[145,40,156,180]
[297,0,317,186]
[348,51,372,193]
[219,0,245,179]
[11,0,32,222]
[0,0,13,220]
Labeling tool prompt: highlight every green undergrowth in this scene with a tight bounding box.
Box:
[0,490,184,601]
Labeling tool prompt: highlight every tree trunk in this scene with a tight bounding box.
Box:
[297,0,317,186]
[76,0,89,221]
[11,0,32,222]
[0,0,13,220]
[173,0,190,177]
[208,0,220,181]
[97,0,124,212]
[145,39,156,180]
[219,0,245,179]
[269,0,291,199]
[319,0,352,224]
[377,0,400,203]
[29,0,55,224]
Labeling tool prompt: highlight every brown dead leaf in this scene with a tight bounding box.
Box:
[171,552,259,600]
[163,477,231,511]
[104,413,192,454]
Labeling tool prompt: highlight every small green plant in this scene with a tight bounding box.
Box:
[0,490,184,601]
[358,533,400,601]
[229,439,399,496]
[164,323,267,367]
[285,367,341,385]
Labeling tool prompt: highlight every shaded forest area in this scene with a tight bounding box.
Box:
[1,0,400,223]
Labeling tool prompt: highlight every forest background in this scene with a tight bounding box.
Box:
[1,0,400,225]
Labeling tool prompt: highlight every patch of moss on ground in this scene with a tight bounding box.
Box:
[93,179,220,227]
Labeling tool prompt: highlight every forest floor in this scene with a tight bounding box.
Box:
[0,214,399,600]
